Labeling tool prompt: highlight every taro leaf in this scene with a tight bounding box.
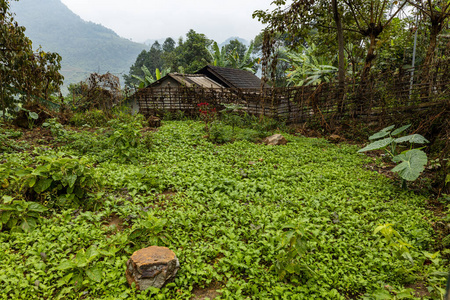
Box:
[358,137,394,152]
[34,178,53,193]
[369,130,391,140]
[394,134,429,144]
[380,125,395,132]
[86,266,102,282]
[29,112,39,120]
[368,125,396,141]
[392,149,428,181]
[28,202,48,213]
[391,124,411,136]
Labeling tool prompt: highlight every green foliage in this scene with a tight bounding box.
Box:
[0,198,47,232]
[107,119,142,162]
[131,66,169,89]
[70,109,109,127]
[0,154,97,209]
[42,118,66,138]
[358,125,429,182]
[374,224,414,263]
[0,127,29,153]
[283,43,338,86]
[273,220,316,280]
[128,211,166,245]
[56,245,103,289]
[0,120,445,299]
[1,0,63,116]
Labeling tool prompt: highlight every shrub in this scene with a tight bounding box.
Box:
[0,155,98,209]
[70,109,109,127]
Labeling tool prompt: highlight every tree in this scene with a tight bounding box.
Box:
[223,39,247,58]
[407,0,450,76]
[253,0,345,86]
[343,0,408,81]
[124,41,163,87]
[162,37,176,53]
[1,0,63,118]
[176,29,211,73]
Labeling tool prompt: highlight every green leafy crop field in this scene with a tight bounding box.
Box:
[0,119,447,299]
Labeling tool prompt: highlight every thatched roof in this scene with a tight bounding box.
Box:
[196,65,266,89]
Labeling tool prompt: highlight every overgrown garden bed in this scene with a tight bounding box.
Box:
[0,117,448,299]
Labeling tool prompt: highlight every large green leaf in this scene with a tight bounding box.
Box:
[368,130,391,140]
[358,137,394,152]
[34,178,53,193]
[1,211,12,224]
[392,149,428,181]
[391,124,411,136]
[394,134,429,144]
[86,266,102,282]
[28,202,48,213]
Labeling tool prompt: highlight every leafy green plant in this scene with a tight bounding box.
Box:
[108,119,142,162]
[273,220,316,280]
[374,223,414,263]
[0,197,47,232]
[42,118,66,138]
[128,211,166,245]
[70,109,109,127]
[208,121,233,144]
[1,155,97,209]
[56,245,102,289]
[358,125,429,183]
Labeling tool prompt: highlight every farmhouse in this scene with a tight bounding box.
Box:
[136,65,271,117]
[195,65,266,89]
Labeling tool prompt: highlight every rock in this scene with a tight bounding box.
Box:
[126,246,179,290]
[263,134,287,146]
[148,116,161,128]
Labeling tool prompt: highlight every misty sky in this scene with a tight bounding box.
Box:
[60,0,276,44]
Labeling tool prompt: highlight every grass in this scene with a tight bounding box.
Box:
[0,119,447,299]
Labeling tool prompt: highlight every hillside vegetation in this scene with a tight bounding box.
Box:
[10,0,146,91]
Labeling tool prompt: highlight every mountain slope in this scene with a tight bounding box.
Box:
[10,0,147,92]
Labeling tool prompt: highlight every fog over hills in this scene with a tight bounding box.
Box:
[10,0,251,93]
[10,0,147,92]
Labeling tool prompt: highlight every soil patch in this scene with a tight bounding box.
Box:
[191,282,222,300]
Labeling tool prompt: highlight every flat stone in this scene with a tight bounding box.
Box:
[263,134,288,145]
[126,246,179,290]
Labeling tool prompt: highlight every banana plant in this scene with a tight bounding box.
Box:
[226,43,258,73]
[283,44,337,86]
[132,66,170,89]
[206,41,227,67]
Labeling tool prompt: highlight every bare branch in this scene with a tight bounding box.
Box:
[383,0,408,28]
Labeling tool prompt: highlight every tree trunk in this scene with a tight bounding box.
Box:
[332,0,346,112]
[332,0,345,86]
[361,34,377,83]
[420,15,444,96]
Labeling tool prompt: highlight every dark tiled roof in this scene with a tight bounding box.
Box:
[196,65,266,89]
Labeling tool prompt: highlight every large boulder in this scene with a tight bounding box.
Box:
[263,134,288,146]
[126,246,179,290]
